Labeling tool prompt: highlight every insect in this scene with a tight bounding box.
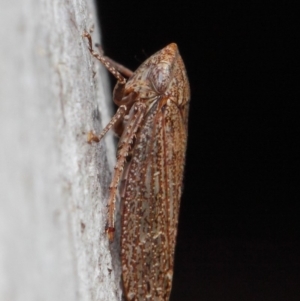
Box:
[83,32,190,301]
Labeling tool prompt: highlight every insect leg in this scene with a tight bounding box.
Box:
[83,31,136,123]
[87,105,128,144]
[102,56,133,78]
[107,102,147,242]
[83,31,126,85]
[95,44,134,78]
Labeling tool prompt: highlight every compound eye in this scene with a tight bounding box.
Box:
[148,62,172,94]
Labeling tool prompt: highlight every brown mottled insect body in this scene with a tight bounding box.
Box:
[84,32,190,301]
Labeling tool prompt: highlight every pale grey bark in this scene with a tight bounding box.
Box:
[0,1,121,300]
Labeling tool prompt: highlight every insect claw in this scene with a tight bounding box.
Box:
[87,131,100,143]
[106,227,115,242]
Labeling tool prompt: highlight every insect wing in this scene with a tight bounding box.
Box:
[121,97,188,301]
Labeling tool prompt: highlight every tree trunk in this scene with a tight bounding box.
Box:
[0,1,121,300]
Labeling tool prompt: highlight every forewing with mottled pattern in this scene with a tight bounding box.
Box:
[121,98,188,301]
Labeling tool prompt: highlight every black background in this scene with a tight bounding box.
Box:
[95,1,299,300]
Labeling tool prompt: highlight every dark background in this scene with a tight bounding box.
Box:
[95,1,299,300]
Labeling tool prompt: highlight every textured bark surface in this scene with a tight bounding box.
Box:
[0,1,121,300]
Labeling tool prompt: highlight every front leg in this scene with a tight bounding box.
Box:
[83,31,127,85]
[83,32,137,139]
[83,32,137,107]
[87,104,128,144]
[87,90,138,143]
[95,43,134,78]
